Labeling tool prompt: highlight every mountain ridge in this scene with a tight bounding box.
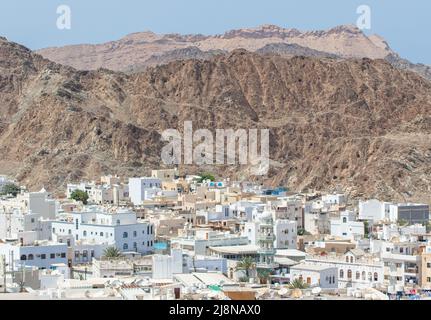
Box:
[2,37,431,203]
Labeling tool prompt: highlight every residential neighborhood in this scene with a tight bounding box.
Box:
[0,169,430,300]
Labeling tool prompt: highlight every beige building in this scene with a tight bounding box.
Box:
[418,250,431,289]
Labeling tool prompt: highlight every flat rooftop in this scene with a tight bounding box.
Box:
[209,245,259,255]
[291,263,335,272]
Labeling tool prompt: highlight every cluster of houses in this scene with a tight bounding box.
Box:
[0,169,430,300]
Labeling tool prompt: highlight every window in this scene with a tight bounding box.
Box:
[74,251,80,258]
[133,242,137,249]
[374,273,378,282]
[68,229,72,235]
[83,231,87,236]
[356,271,360,280]
[116,220,121,225]
[83,250,88,258]
[123,243,128,250]
[427,263,431,268]
[347,270,352,279]
[123,232,128,238]
[20,255,27,261]
[339,269,344,279]
[368,272,372,281]
[28,254,34,260]
[100,232,104,237]
[50,253,55,259]
[427,277,431,282]
[343,217,347,223]
[41,254,46,260]
[61,253,66,258]
[346,256,349,263]
[362,271,366,280]
[133,231,137,237]
[350,257,354,263]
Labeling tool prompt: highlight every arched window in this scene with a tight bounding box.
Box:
[340,269,344,279]
[20,255,27,261]
[28,254,34,261]
[123,243,128,250]
[123,232,128,238]
[343,217,347,223]
[346,256,349,262]
[356,271,360,280]
[100,232,104,237]
[362,271,366,280]
[374,272,378,281]
[133,231,137,237]
[347,270,352,279]
[83,231,87,236]
[350,257,354,263]
[133,242,137,249]
[368,272,372,281]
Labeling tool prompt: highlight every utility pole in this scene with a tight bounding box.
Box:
[1,255,6,293]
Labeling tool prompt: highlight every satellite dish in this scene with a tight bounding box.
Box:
[278,288,288,296]
[312,287,322,295]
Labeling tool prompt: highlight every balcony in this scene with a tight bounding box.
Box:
[256,262,279,269]
[258,235,275,242]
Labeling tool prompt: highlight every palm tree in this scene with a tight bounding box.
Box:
[288,278,309,289]
[103,247,123,259]
[257,268,271,285]
[235,256,255,279]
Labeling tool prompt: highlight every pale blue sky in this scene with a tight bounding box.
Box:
[0,0,429,64]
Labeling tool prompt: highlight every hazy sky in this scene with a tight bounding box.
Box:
[0,0,429,64]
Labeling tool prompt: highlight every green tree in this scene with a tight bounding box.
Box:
[198,173,215,183]
[70,190,89,205]
[297,228,311,236]
[364,220,370,239]
[1,183,20,197]
[257,268,271,284]
[103,247,123,259]
[288,278,309,289]
[398,219,409,227]
[235,256,255,279]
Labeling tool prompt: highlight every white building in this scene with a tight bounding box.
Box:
[172,229,249,256]
[322,194,346,206]
[330,211,365,240]
[129,177,162,206]
[152,249,183,279]
[358,199,391,222]
[306,250,384,289]
[51,208,154,254]
[0,239,68,270]
[290,263,338,289]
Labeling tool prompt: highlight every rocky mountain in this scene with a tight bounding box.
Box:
[124,47,226,73]
[256,43,339,60]
[2,37,431,202]
[37,24,393,72]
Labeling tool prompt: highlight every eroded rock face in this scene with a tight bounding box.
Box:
[2,37,431,202]
[36,25,393,72]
